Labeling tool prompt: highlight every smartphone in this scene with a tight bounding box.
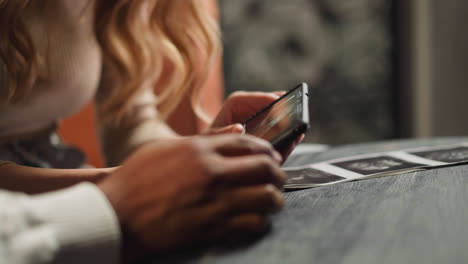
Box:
[242,83,310,151]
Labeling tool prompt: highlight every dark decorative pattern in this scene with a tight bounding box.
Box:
[220,0,394,144]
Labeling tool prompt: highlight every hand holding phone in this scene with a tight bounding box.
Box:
[242,83,310,152]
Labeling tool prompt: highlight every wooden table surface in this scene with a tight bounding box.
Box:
[146,137,468,264]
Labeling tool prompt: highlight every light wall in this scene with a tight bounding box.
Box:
[411,0,468,137]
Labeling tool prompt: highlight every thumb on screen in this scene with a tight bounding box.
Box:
[207,124,245,135]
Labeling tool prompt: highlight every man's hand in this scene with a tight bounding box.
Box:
[98,134,287,258]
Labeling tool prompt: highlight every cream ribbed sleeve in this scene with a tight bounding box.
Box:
[0,183,121,264]
[98,88,178,166]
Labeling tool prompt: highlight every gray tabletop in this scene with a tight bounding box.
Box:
[147,137,468,264]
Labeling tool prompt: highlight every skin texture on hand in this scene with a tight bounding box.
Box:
[209,91,285,131]
[98,134,287,258]
[207,91,303,162]
[0,164,115,194]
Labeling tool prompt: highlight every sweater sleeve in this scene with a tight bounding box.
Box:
[0,183,121,264]
[97,88,178,166]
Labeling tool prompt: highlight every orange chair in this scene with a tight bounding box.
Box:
[59,0,223,167]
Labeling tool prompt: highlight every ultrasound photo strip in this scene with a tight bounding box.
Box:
[404,143,468,165]
[284,150,445,188]
[385,151,448,167]
[284,142,468,189]
[330,155,427,176]
[284,166,346,187]
[285,142,468,171]
[284,162,381,189]
[284,160,423,189]
[285,151,431,177]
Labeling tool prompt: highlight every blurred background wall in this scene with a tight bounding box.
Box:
[409,0,468,137]
[220,0,395,145]
[219,0,468,145]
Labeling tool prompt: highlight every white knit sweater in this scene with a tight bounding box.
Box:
[0,183,121,264]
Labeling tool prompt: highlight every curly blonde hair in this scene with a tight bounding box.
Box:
[0,0,220,123]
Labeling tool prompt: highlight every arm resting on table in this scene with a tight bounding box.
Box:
[0,162,114,194]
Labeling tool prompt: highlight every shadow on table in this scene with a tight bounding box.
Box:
[137,227,272,264]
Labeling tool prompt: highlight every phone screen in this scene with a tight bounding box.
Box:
[244,86,306,142]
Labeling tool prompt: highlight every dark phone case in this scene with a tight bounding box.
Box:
[271,122,309,152]
[244,83,310,152]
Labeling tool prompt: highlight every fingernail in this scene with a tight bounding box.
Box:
[235,124,245,134]
[265,185,284,212]
[237,124,245,135]
[273,151,282,163]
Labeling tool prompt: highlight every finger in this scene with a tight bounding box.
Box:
[221,184,285,215]
[173,185,280,245]
[227,213,270,235]
[210,135,282,163]
[230,91,281,104]
[272,91,287,97]
[228,92,282,123]
[206,124,244,135]
[219,154,287,188]
[296,134,305,144]
[279,134,306,163]
[186,185,283,229]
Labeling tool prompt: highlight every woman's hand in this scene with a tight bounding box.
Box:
[208,91,285,133]
[98,134,286,258]
[206,91,304,161]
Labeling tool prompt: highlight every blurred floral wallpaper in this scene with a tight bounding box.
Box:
[219,0,394,145]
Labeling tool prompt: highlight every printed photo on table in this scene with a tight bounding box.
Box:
[331,156,425,176]
[285,167,345,185]
[409,146,468,163]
